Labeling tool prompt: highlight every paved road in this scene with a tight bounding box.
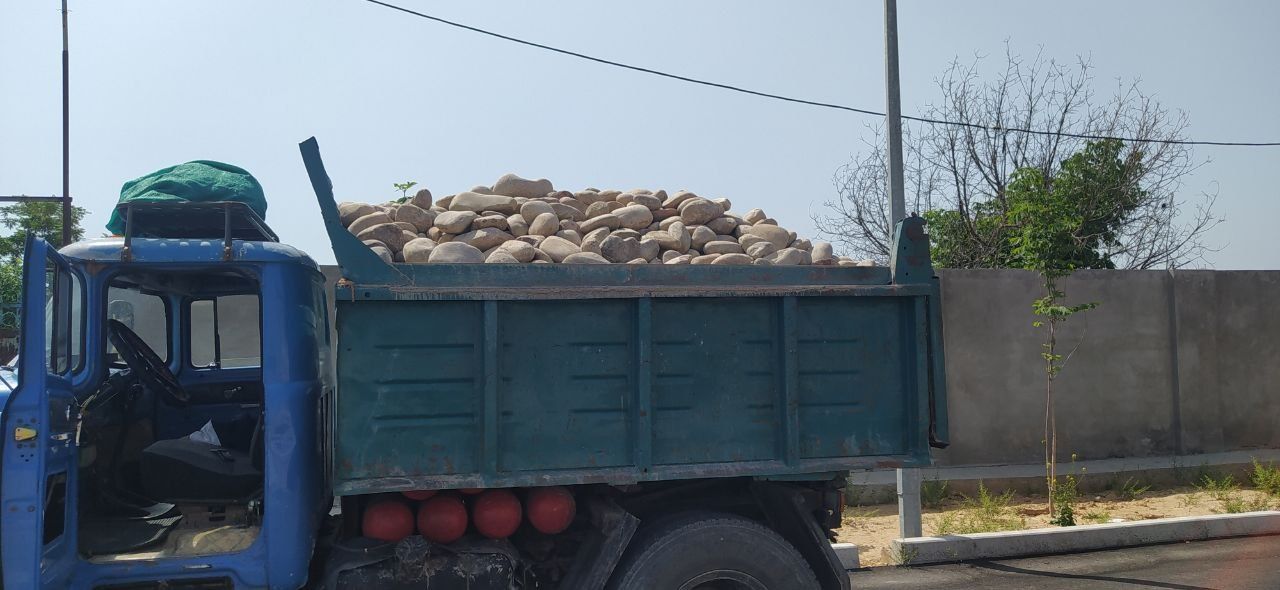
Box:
[848,536,1280,589]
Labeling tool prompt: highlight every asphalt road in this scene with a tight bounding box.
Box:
[848,536,1280,589]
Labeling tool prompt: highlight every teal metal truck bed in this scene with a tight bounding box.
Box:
[301,140,948,496]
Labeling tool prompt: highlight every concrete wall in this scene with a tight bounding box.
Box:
[317,265,1280,467]
[933,269,1280,467]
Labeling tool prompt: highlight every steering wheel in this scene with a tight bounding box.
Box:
[106,319,189,406]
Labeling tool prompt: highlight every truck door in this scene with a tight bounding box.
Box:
[1,238,83,588]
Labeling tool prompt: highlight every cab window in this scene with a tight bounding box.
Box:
[45,260,84,375]
[106,286,169,364]
[190,294,261,369]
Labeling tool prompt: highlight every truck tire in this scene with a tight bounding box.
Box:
[607,511,820,590]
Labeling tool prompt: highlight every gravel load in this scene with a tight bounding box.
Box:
[341,174,876,266]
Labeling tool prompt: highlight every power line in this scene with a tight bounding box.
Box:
[361,0,1280,148]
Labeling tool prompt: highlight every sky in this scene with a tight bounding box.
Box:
[2,1,1277,268]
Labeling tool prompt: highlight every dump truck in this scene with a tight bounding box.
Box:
[0,138,948,589]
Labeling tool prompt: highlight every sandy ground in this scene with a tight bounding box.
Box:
[835,486,1276,566]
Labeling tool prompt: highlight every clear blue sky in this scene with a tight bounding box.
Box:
[3,1,1277,268]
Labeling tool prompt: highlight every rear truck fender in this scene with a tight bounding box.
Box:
[750,480,852,590]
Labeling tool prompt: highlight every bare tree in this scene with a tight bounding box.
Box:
[815,45,1220,268]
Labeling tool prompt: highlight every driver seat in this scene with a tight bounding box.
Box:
[139,413,263,503]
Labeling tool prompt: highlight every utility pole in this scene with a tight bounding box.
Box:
[0,5,73,249]
[884,0,906,226]
[60,0,72,247]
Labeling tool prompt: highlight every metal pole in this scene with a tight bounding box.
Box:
[61,0,72,247]
[884,0,906,226]
[896,468,922,538]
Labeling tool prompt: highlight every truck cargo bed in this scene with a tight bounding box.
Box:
[301,139,948,495]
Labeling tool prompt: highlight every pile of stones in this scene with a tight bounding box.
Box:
[339,174,875,266]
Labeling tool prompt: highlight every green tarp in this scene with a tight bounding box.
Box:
[106,160,267,235]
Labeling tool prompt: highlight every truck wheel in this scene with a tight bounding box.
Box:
[607,511,820,590]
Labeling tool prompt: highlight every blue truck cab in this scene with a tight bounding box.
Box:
[1,139,947,589]
[2,201,329,588]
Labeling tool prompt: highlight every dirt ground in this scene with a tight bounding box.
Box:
[836,485,1276,566]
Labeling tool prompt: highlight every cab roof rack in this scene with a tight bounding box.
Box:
[118,201,278,262]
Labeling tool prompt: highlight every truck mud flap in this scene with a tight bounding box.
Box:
[559,497,639,590]
[317,537,396,589]
[751,481,851,590]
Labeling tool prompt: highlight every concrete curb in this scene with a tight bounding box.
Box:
[889,511,1280,565]
[831,543,860,570]
[849,449,1280,486]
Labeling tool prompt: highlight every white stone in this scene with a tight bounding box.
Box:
[357,223,413,251]
[706,216,737,235]
[492,173,553,199]
[812,242,835,264]
[393,204,437,233]
[494,240,537,263]
[369,245,393,264]
[555,229,582,245]
[633,194,663,210]
[434,211,478,234]
[348,211,391,235]
[638,237,661,261]
[410,188,434,209]
[600,235,643,263]
[739,234,769,249]
[744,224,792,250]
[551,203,586,222]
[768,248,806,266]
[339,202,376,226]
[538,236,580,262]
[614,205,655,230]
[506,214,529,237]
[680,199,723,225]
[711,253,752,265]
[703,241,744,255]
[402,238,436,263]
[529,212,560,236]
[471,215,509,231]
[689,226,717,251]
[562,252,609,264]
[520,200,556,224]
[428,241,485,263]
[746,241,779,259]
[664,190,699,209]
[580,214,622,233]
[486,250,520,263]
[450,191,518,214]
[580,227,610,254]
[455,227,514,251]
